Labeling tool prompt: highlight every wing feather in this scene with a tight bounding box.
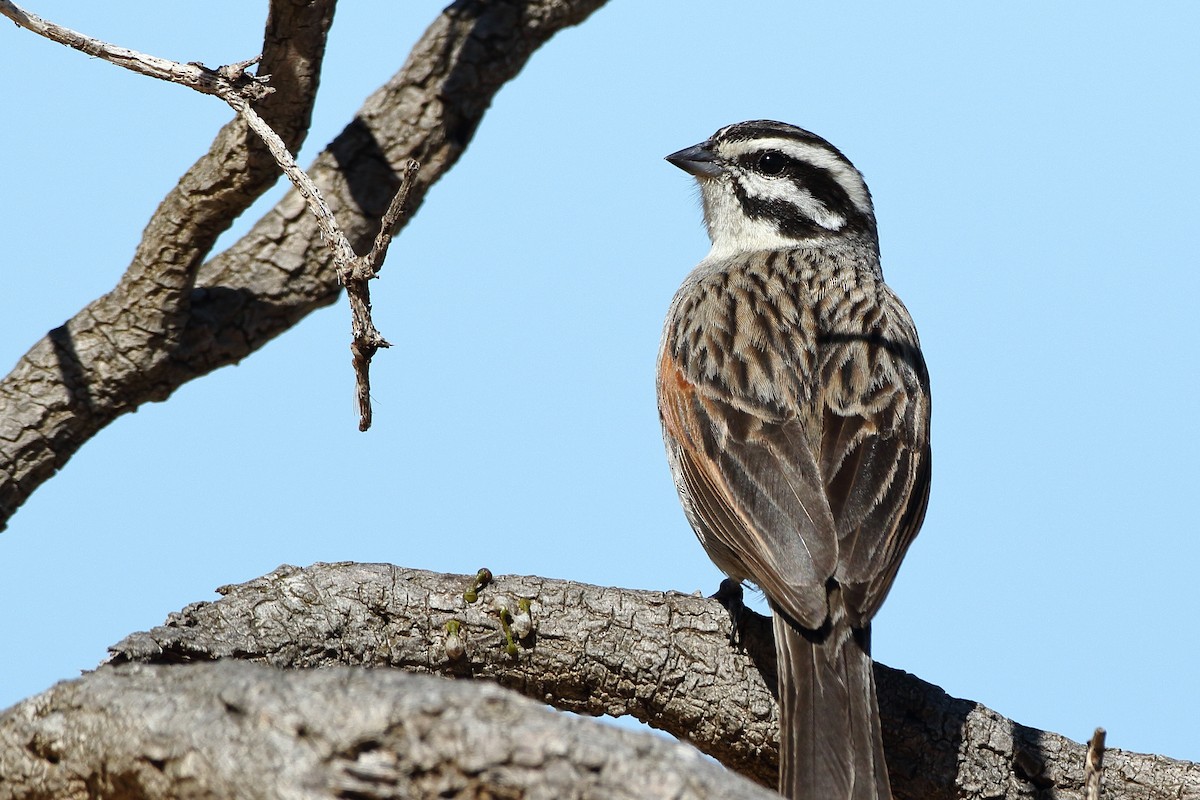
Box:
[819,333,931,624]
[660,353,833,629]
[658,263,931,631]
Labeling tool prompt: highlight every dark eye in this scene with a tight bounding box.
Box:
[757,151,788,176]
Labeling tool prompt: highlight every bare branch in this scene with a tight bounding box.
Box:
[0,0,610,530]
[1086,728,1107,800]
[360,160,422,281]
[219,93,414,430]
[2,0,404,431]
[0,0,272,101]
[222,93,356,266]
[105,564,1200,800]
[0,661,778,800]
[345,160,420,430]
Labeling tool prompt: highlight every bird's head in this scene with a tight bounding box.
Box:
[666,120,878,260]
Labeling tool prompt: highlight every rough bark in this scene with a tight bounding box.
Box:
[88,563,1200,800]
[0,661,778,800]
[0,0,333,527]
[0,0,609,530]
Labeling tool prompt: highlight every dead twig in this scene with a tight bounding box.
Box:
[1085,727,1107,800]
[0,0,414,430]
[0,1,272,102]
[346,160,420,430]
[223,89,419,429]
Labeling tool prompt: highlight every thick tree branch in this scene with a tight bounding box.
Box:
[0,0,337,529]
[0,661,778,800]
[0,0,609,530]
[102,564,1200,800]
[3,0,411,431]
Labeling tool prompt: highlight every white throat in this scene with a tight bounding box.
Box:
[699,179,798,260]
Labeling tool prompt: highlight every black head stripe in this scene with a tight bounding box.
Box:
[715,120,858,171]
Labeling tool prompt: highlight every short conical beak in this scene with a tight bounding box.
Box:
[665,142,725,178]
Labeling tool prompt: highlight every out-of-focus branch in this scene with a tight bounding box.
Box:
[0,0,610,530]
[105,564,1200,800]
[1086,728,1107,800]
[0,661,779,800]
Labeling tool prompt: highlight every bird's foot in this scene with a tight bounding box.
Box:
[710,578,749,648]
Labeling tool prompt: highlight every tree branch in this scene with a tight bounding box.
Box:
[102,564,1200,800]
[1086,728,1107,800]
[347,159,420,430]
[0,661,778,800]
[0,0,610,530]
[218,89,419,431]
[0,1,272,101]
[0,0,336,528]
[2,0,414,430]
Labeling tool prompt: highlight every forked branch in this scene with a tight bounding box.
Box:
[0,0,417,431]
[0,0,608,530]
[222,89,420,431]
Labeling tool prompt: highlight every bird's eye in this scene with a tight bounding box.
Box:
[757,151,788,176]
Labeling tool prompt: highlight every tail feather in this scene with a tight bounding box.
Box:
[774,613,891,800]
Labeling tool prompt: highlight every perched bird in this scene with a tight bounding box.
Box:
[657,121,931,800]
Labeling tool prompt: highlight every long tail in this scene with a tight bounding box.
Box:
[773,613,891,800]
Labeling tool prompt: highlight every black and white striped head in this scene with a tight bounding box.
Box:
[666,120,877,259]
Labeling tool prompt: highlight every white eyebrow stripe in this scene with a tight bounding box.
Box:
[738,171,847,231]
[720,136,872,216]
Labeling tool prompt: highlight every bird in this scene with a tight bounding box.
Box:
[656,120,931,800]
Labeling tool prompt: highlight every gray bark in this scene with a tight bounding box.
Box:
[71,563,1200,800]
[0,0,609,530]
[1,3,1196,799]
[0,661,777,800]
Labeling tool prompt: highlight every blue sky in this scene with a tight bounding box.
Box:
[2,0,1199,766]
